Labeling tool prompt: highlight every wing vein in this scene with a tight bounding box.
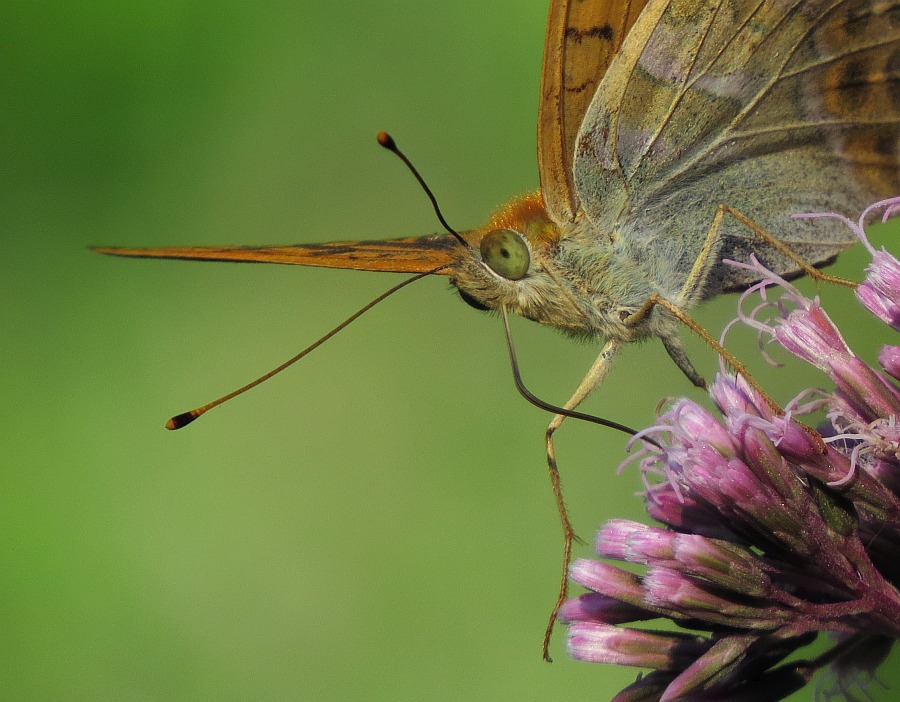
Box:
[632,2,727,172]
[780,35,899,80]
[640,0,882,199]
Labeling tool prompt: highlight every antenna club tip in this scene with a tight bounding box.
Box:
[376,131,396,150]
[166,411,199,430]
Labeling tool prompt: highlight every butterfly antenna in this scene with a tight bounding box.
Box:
[500,308,659,447]
[377,131,472,251]
[166,267,441,430]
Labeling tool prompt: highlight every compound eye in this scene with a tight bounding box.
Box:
[479,229,530,280]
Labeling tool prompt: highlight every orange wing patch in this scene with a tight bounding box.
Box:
[92,235,459,274]
[537,0,650,224]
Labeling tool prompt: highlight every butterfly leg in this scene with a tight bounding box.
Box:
[624,294,782,415]
[542,338,621,662]
[682,205,859,296]
[624,202,861,409]
[661,333,706,389]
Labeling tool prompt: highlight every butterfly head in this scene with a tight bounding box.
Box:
[438,191,596,334]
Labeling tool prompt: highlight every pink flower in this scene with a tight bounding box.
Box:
[563,202,900,701]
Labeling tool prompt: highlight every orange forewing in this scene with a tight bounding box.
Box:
[537,0,650,224]
[91,235,459,274]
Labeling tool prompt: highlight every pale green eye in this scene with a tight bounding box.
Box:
[479,229,530,280]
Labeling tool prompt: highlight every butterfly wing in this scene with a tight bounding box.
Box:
[92,235,459,274]
[537,0,650,224]
[572,0,900,295]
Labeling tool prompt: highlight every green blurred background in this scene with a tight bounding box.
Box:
[2,2,898,700]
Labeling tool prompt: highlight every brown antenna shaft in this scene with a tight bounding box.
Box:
[167,267,442,429]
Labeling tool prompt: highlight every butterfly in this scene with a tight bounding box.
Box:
[95,0,900,658]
